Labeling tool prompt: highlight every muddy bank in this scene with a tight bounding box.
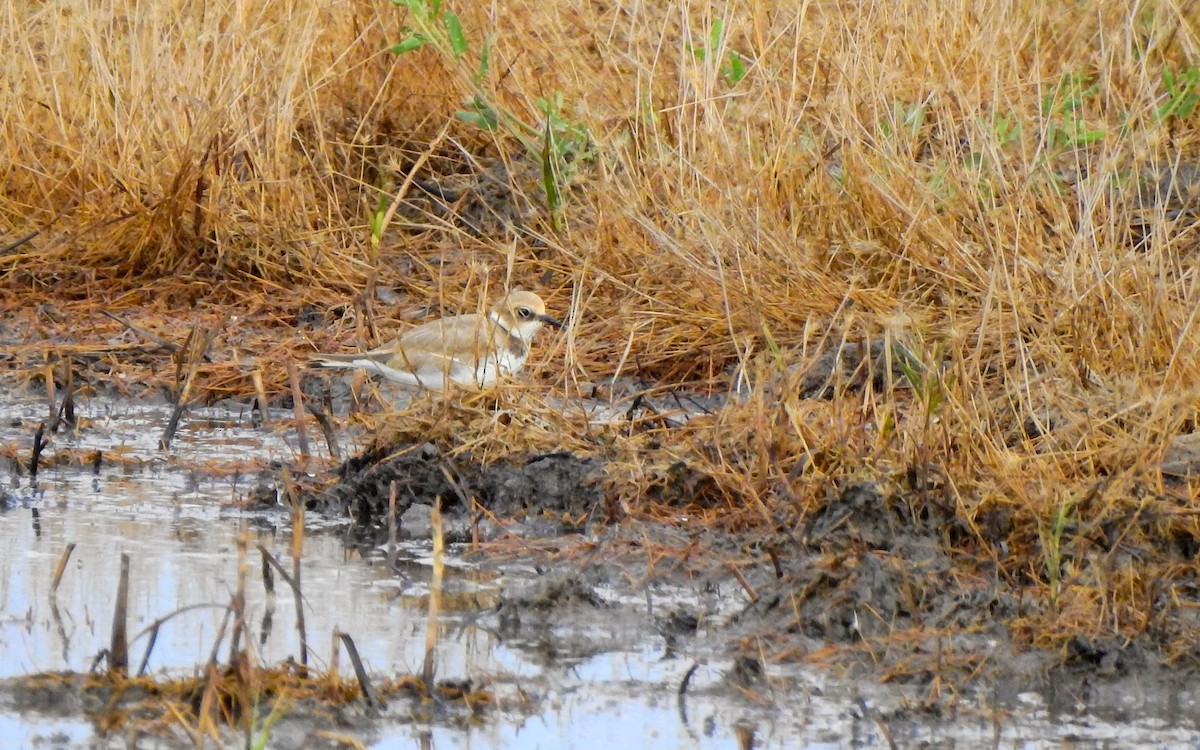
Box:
[306,441,605,529]
[4,391,1200,748]
[299,435,1200,689]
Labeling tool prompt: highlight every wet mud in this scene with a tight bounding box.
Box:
[305,441,603,529]
[308,433,1200,694]
[4,392,1200,748]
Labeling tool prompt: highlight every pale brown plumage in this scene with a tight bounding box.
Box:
[308,290,563,391]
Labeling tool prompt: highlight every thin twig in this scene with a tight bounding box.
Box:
[100,310,182,353]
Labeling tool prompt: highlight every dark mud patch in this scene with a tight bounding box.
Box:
[293,439,1200,691]
[493,571,652,663]
[302,441,605,532]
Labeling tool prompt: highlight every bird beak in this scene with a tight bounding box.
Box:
[539,313,564,329]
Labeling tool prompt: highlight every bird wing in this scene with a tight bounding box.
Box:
[388,312,496,358]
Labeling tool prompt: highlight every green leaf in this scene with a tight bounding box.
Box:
[368,190,389,245]
[724,53,746,84]
[1157,67,1200,121]
[992,113,1020,145]
[542,144,564,231]
[709,18,724,53]
[456,103,499,131]
[476,35,492,82]
[391,35,426,55]
[901,103,927,135]
[444,12,468,57]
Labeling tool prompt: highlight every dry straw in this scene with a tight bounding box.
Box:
[4,0,1200,654]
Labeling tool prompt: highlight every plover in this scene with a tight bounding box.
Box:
[309,290,563,391]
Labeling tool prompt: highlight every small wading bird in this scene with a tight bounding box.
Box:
[308,290,563,391]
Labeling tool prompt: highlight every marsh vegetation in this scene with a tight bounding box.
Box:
[3,0,1200,741]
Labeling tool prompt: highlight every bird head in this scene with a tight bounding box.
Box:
[493,290,564,340]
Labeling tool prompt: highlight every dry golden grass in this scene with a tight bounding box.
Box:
[4,0,1200,656]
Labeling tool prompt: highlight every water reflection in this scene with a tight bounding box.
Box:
[0,395,502,682]
[1,395,1198,749]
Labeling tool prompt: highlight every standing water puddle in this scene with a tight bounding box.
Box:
[1,394,1199,748]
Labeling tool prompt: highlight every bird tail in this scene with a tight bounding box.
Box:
[308,353,366,369]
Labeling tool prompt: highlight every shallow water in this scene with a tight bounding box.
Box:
[1,394,1199,749]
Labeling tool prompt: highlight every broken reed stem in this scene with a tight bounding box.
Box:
[290,478,309,671]
[388,481,398,568]
[136,621,161,677]
[109,553,130,675]
[255,545,301,596]
[206,602,234,667]
[286,360,311,457]
[50,543,75,593]
[0,228,40,255]
[260,587,276,650]
[678,662,700,696]
[161,323,202,450]
[160,397,187,450]
[229,523,249,663]
[470,496,479,550]
[161,317,227,450]
[61,364,75,429]
[421,497,445,689]
[307,401,341,460]
[44,360,56,427]
[45,360,75,434]
[329,629,340,682]
[252,367,270,427]
[338,632,378,708]
[726,562,760,603]
[100,309,181,353]
[29,422,45,478]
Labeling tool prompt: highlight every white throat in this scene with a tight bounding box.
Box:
[490,310,530,341]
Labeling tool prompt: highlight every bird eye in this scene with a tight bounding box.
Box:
[517,307,532,319]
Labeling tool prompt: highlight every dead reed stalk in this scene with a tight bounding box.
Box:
[421,498,445,689]
[109,553,130,675]
[50,543,75,594]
